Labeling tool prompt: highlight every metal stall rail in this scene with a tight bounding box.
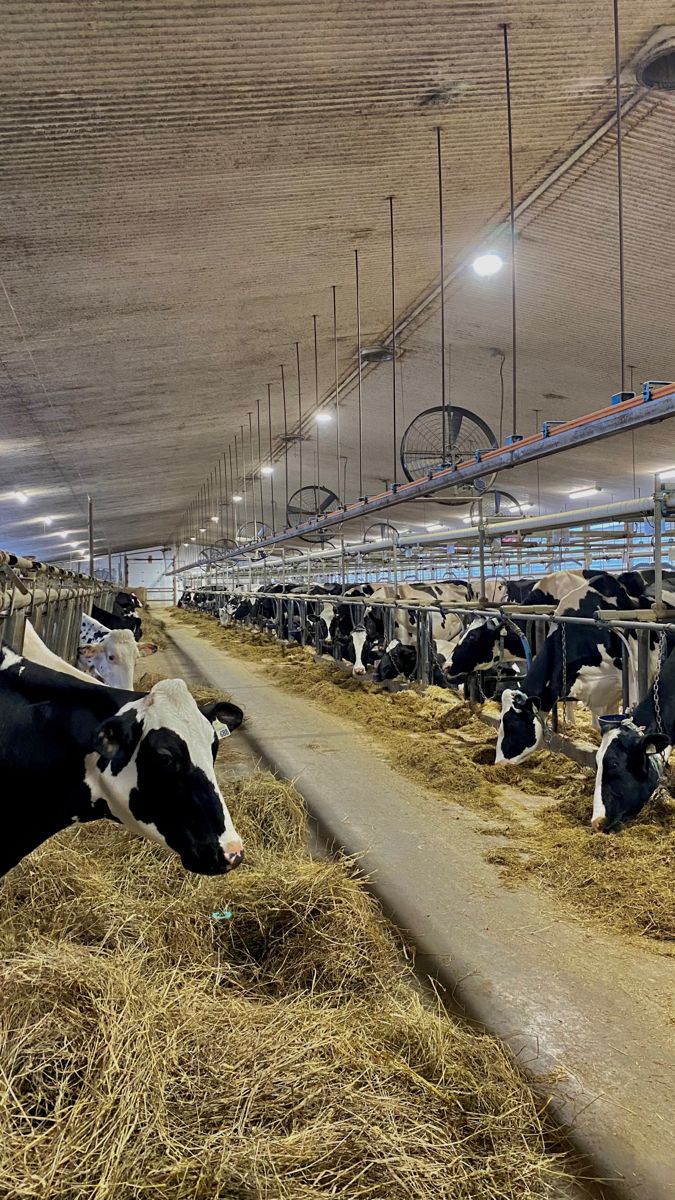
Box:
[0,550,118,664]
[179,585,675,720]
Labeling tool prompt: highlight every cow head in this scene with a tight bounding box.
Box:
[89,678,245,875]
[592,723,671,832]
[79,629,158,690]
[444,616,503,681]
[495,688,543,764]
[374,640,417,683]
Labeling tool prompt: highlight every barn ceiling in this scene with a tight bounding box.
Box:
[2,1,675,562]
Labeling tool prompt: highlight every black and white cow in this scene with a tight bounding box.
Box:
[350,581,468,677]
[0,644,245,878]
[443,615,527,683]
[591,636,675,832]
[92,603,142,642]
[78,613,158,689]
[495,579,641,765]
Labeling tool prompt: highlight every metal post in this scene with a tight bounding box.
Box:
[87,494,94,577]
[478,498,486,601]
[654,486,664,610]
[172,555,177,606]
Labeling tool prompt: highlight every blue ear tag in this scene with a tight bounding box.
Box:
[210,909,232,921]
[214,721,231,740]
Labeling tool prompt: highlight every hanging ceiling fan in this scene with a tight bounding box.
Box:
[287,484,341,543]
[400,405,499,506]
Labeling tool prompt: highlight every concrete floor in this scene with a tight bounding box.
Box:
[154,617,675,1200]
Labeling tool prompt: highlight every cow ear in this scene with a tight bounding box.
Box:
[199,699,244,733]
[79,644,101,660]
[644,734,670,756]
[93,711,142,764]
[138,642,158,658]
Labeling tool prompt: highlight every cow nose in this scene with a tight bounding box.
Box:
[223,841,245,870]
[352,664,366,676]
[590,815,605,833]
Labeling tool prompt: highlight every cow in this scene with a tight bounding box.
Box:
[480,577,534,604]
[495,578,643,765]
[0,644,245,878]
[443,615,528,683]
[618,568,675,607]
[92,602,143,642]
[591,636,675,832]
[350,581,469,677]
[78,613,158,689]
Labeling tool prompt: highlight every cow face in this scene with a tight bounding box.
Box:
[89,679,245,875]
[496,688,544,764]
[374,640,417,683]
[444,617,503,680]
[592,724,671,832]
[78,629,158,690]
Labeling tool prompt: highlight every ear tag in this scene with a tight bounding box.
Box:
[214,721,231,740]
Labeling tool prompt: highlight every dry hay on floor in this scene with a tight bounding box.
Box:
[138,605,169,649]
[484,785,675,945]
[172,611,675,951]
[0,768,573,1199]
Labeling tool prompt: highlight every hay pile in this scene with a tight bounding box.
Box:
[171,610,675,949]
[0,766,574,1195]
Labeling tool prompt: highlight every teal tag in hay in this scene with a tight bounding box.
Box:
[210,909,232,921]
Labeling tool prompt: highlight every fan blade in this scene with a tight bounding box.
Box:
[449,408,463,444]
[319,492,337,512]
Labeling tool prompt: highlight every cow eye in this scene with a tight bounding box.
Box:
[108,653,115,661]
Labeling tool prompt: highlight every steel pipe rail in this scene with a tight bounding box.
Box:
[0,551,118,662]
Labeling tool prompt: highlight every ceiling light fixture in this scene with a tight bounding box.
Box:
[507,502,533,513]
[199,527,206,532]
[315,411,333,424]
[260,466,274,476]
[569,486,600,500]
[12,490,28,503]
[425,522,444,532]
[43,516,53,526]
[210,516,218,522]
[657,467,675,480]
[232,494,243,502]
[471,252,504,277]
[183,543,189,547]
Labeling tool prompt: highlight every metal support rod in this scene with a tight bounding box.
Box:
[87,494,94,577]
[332,284,341,498]
[389,195,398,488]
[248,412,257,535]
[256,398,265,527]
[313,314,321,498]
[240,424,249,533]
[613,0,626,391]
[295,341,303,493]
[281,364,289,525]
[478,498,487,601]
[267,383,276,533]
[654,486,664,607]
[228,444,235,537]
[436,126,448,465]
[502,23,518,436]
[354,249,364,498]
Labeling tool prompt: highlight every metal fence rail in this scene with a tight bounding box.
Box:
[0,550,118,663]
[181,585,675,712]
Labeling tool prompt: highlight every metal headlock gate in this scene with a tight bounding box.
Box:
[0,550,118,664]
[179,585,675,718]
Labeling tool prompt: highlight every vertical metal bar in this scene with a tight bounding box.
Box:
[248,411,257,536]
[654,487,663,607]
[240,424,249,534]
[436,126,448,465]
[621,640,630,711]
[267,383,276,533]
[612,0,626,392]
[228,444,235,539]
[172,554,177,606]
[313,314,320,495]
[478,498,486,601]
[281,364,289,525]
[501,23,518,436]
[87,494,94,577]
[332,284,341,498]
[354,249,364,497]
[389,195,397,488]
[295,341,303,494]
[256,399,265,527]
[218,456,224,542]
[107,548,112,581]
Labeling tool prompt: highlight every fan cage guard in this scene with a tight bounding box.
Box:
[287,485,341,543]
[400,404,499,506]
